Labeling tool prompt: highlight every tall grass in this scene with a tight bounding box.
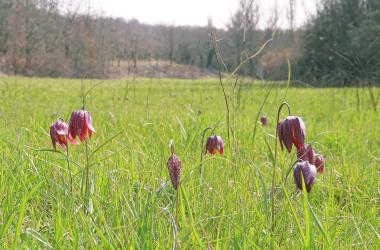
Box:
[0,76,378,248]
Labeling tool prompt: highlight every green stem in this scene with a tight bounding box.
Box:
[211,32,231,152]
[175,187,179,227]
[174,187,180,250]
[283,159,303,184]
[200,127,212,183]
[84,138,90,199]
[66,146,73,193]
[271,102,291,231]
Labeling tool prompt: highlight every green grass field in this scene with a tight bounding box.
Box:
[0,77,379,248]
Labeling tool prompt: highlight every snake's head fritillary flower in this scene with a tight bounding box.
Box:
[297,144,325,174]
[261,115,268,126]
[293,161,317,193]
[68,110,95,144]
[167,139,181,190]
[205,135,224,155]
[278,116,306,152]
[314,154,325,174]
[297,144,315,164]
[50,119,68,150]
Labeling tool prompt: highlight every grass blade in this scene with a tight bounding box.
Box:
[281,183,306,245]
[301,177,311,248]
[0,209,16,240]
[308,203,331,247]
[15,182,43,244]
[89,131,123,158]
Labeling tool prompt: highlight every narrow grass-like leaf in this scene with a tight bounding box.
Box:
[281,183,306,245]
[25,228,53,249]
[89,131,123,158]
[0,209,16,240]
[301,176,311,249]
[180,185,204,247]
[308,203,331,247]
[15,182,43,244]
[264,135,275,166]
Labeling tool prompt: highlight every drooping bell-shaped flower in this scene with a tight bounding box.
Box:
[314,154,325,174]
[297,144,315,164]
[293,161,317,193]
[68,110,95,144]
[297,144,325,174]
[261,115,268,126]
[278,116,306,152]
[167,139,181,190]
[50,119,68,150]
[205,135,224,155]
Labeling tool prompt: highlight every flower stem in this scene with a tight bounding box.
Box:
[174,186,180,250]
[271,102,291,231]
[66,146,73,193]
[175,187,179,226]
[200,127,212,183]
[84,138,90,199]
[211,32,231,153]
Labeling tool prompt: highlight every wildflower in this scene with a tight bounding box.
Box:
[297,144,315,164]
[293,161,317,193]
[50,119,68,150]
[314,154,325,173]
[68,110,95,144]
[297,144,325,174]
[261,115,268,126]
[205,135,224,155]
[167,139,181,190]
[278,116,306,152]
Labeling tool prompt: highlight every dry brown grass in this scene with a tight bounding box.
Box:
[108,59,216,79]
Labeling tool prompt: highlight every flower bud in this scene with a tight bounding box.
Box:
[167,139,181,190]
[167,153,181,190]
[261,115,268,126]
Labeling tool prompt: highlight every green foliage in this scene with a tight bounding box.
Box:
[298,0,380,86]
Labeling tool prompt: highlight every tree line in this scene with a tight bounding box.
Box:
[0,0,300,79]
[297,0,380,86]
[0,0,379,86]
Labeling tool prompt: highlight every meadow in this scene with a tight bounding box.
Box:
[0,76,379,249]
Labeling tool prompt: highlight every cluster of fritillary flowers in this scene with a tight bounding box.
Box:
[278,116,325,192]
[50,109,96,196]
[166,134,224,190]
[50,110,95,150]
[49,100,324,198]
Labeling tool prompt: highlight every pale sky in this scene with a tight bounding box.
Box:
[69,0,318,29]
